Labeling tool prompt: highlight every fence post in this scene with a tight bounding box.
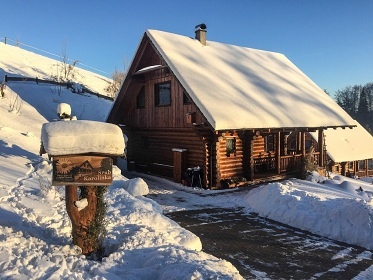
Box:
[1,76,6,97]
[1,82,4,97]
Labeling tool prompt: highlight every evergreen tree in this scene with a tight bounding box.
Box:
[364,83,373,133]
[357,85,370,130]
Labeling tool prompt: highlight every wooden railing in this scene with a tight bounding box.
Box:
[253,153,373,179]
[254,156,276,172]
[254,152,321,174]
[355,169,373,178]
[280,154,302,172]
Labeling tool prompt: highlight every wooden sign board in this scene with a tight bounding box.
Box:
[52,155,113,186]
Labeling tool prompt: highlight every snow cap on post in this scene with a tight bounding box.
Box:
[57,103,72,120]
[41,120,125,156]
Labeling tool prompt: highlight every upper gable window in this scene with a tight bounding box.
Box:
[183,92,192,104]
[155,82,171,106]
[137,86,145,108]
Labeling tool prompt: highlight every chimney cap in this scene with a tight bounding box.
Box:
[195,23,207,32]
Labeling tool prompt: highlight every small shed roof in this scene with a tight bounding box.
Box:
[146,29,355,131]
[311,121,373,162]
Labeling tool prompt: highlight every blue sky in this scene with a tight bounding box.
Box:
[2,0,372,95]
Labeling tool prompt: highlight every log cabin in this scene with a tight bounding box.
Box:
[107,25,356,189]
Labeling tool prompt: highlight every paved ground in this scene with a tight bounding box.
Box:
[123,171,373,279]
[167,208,373,279]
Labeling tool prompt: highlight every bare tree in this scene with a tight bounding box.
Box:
[105,58,127,98]
[106,68,125,96]
[60,44,78,82]
[51,43,78,83]
[334,82,373,134]
[335,85,360,118]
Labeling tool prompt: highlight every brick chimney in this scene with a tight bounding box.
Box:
[195,23,207,46]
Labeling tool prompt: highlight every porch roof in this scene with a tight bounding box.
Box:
[310,121,373,162]
[146,29,355,131]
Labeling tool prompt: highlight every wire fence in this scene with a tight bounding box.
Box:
[1,36,111,77]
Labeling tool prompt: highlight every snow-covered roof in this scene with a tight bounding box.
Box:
[41,120,125,156]
[146,29,355,131]
[311,121,373,162]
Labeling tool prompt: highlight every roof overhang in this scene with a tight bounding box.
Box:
[214,125,357,134]
[133,65,168,75]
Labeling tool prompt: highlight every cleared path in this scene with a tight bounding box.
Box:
[167,208,372,279]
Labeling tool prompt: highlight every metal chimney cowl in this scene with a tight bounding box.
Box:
[195,23,207,46]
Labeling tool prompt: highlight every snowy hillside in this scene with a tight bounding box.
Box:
[0,42,112,95]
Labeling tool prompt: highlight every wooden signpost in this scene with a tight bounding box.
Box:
[40,118,125,257]
[52,155,113,255]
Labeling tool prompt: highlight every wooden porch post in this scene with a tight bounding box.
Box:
[354,161,358,177]
[172,148,187,183]
[341,162,347,176]
[301,132,306,157]
[318,129,325,167]
[366,159,369,177]
[300,131,307,178]
[249,135,255,181]
[297,132,302,153]
[276,132,281,175]
[283,133,289,155]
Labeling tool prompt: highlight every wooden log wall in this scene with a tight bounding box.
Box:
[121,39,207,130]
[123,75,206,130]
[216,132,244,182]
[252,135,265,157]
[125,127,210,182]
[117,42,214,185]
[215,132,264,187]
[215,131,275,187]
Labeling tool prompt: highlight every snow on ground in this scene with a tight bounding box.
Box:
[0,42,111,95]
[6,81,112,122]
[141,169,373,252]
[0,86,242,279]
[1,43,373,279]
[243,173,373,250]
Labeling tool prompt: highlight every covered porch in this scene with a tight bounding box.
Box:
[249,129,325,180]
[216,128,329,188]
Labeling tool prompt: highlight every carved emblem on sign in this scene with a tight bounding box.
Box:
[52,155,113,186]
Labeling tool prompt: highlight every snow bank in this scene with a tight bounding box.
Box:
[41,120,125,156]
[122,177,150,197]
[0,162,242,279]
[244,175,373,250]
